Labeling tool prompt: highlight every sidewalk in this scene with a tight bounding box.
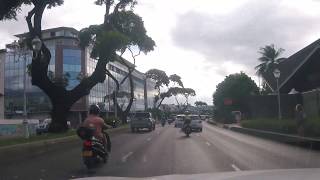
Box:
[207,121,320,150]
[0,125,128,150]
[0,125,129,167]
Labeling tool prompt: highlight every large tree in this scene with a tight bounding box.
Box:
[168,87,196,112]
[195,101,207,107]
[1,0,155,132]
[213,72,259,120]
[145,69,170,108]
[255,44,284,91]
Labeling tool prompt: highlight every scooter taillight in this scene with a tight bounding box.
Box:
[83,140,92,147]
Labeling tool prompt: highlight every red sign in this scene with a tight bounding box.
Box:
[224,98,233,105]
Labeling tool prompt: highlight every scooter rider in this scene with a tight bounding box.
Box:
[182,111,191,130]
[82,104,111,152]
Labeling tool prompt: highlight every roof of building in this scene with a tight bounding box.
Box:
[15,27,79,38]
[263,39,320,92]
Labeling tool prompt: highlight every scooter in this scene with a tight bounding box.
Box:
[77,127,110,169]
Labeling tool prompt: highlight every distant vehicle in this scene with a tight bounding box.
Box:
[174,115,185,128]
[36,118,51,135]
[130,112,155,132]
[189,115,203,132]
[167,118,174,124]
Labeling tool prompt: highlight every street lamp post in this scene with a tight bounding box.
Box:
[11,40,29,138]
[273,68,282,120]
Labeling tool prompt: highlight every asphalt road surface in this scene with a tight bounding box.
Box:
[1,122,320,180]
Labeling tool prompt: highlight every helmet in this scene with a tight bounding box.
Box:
[89,104,100,115]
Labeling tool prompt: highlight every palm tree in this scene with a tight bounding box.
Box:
[255,44,285,91]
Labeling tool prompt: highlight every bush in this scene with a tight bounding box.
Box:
[241,118,297,134]
[304,118,320,137]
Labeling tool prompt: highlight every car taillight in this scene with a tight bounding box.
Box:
[83,140,92,147]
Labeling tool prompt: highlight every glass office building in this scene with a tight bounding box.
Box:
[1,27,156,123]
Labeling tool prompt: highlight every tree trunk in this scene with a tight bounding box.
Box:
[49,103,71,133]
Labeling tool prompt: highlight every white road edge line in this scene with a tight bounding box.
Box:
[206,142,211,146]
[231,164,241,171]
[122,152,133,162]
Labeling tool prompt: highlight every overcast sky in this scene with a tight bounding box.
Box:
[1,0,320,105]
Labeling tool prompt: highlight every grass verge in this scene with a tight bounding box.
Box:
[241,118,320,138]
[0,130,76,147]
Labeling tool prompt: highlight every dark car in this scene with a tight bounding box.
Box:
[130,112,156,132]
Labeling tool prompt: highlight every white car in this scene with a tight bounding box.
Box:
[189,115,203,132]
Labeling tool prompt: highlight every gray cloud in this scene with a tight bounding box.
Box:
[171,0,320,76]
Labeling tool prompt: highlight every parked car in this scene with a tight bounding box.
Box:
[36,118,51,135]
[174,115,185,128]
[190,115,203,132]
[130,112,155,132]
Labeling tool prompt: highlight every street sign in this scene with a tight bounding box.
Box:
[224,98,233,105]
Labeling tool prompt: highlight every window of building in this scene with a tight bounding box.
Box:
[50,31,56,37]
[63,49,81,90]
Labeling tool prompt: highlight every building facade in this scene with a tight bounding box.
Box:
[2,27,156,124]
[0,50,5,119]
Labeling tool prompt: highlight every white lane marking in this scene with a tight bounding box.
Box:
[121,152,133,162]
[196,134,200,137]
[157,131,160,135]
[143,155,147,163]
[147,137,152,141]
[231,164,241,171]
[206,142,211,146]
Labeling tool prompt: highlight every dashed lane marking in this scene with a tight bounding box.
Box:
[231,164,241,171]
[206,142,211,146]
[143,155,147,163]
[121,152,133,162]
[147,137,152,141]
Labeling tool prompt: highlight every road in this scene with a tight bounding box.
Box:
[1,122,320,180]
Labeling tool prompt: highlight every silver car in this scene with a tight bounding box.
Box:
[174,115,185,128]
[189,115,203,132]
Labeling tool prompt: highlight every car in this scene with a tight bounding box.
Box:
[189,115,203,132]
[36,118,51,135]
[174,115,185,128]
[130,112,155,132]
[167,118,175,124]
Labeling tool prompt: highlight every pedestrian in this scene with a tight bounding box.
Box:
[295,104,306,136]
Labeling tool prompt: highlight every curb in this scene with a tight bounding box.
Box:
[229,126,320,149]
[0,125,128,152]
[0,126,129,167]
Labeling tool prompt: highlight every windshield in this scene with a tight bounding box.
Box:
[1,1,320,180]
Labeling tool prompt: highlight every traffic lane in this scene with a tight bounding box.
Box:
[202,123,320,171]
[78,125,165,178]
[97,124,237,178]
[0,127,158,180]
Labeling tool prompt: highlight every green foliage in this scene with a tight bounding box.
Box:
[169,74,184,87]
[168,87,196,97]
[241,118,297,134]
[195,101,207,107]
[213,72,259,119]
[0,0,63,20]
[79,0,155,62]
[146,69,170,89]
[255,44,285,76]
[304,118,320,137]
[241,117,320,137]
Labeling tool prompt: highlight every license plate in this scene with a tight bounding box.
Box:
[83,151,93,157]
